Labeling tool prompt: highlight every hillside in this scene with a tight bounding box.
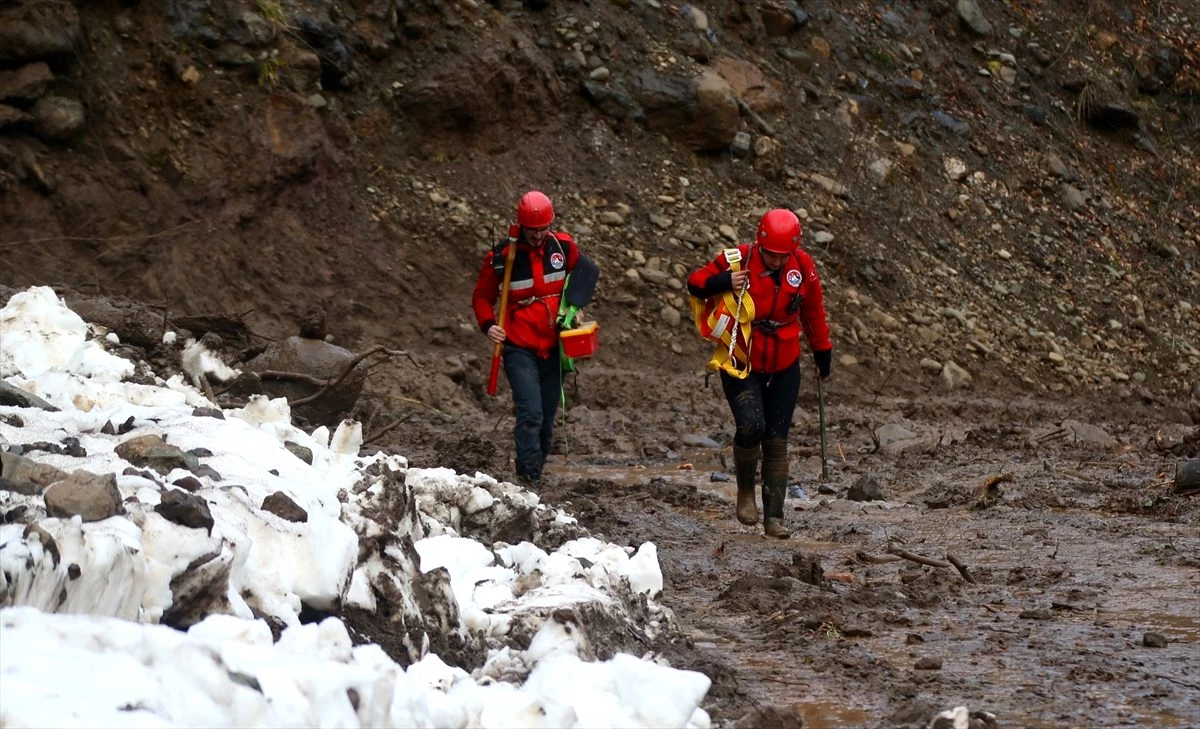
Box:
[2,0,1199,726]
[2,0,1197,407]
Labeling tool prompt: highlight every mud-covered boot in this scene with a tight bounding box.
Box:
[761,438,790,539]
[762,479,791,538]
[733,444,760,525]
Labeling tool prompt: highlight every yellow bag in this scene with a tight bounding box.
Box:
[688,248,753,379]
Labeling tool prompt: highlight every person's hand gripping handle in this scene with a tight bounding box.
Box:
[486,230,519,396]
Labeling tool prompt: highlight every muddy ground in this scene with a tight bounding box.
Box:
[358,353,1200,729]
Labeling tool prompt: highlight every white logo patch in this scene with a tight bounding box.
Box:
[786,269,803,287]
[550,252,565,270]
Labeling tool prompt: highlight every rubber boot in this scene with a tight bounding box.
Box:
[761,438,791,539]
[732,444,760,525]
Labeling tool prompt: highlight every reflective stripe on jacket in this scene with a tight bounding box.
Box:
[472,232,584,359]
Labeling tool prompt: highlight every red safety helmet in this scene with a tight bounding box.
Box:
[756,208,803,254]
[516,190,555,228]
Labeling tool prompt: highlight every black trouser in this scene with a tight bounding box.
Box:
[722,361,801,520]
[503,344,561,480]
[720,360,801,447]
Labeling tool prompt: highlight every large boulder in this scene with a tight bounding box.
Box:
[630,68,740,153]
[239,336,368,427]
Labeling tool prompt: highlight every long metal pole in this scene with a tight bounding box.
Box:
[818,375,829,481]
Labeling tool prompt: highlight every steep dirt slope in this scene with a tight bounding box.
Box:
[2,0,1197,414]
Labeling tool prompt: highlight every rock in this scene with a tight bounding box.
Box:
[760,3,797,37]
[155,488,215,533]
[261,491,308,522]
[680,433,721,449]
[0,103,31,130]
[0,62,53,103]
[1,451,68,495]
[115,435,199,475]
[0,1,80,62]
[1061,419,1117,449]
[239,336,369,427]
[941,361,972,389]
[847,474,885,501]
[1062,184,1088,211]
[400,32,564,132]
[224,10,276,48]
[172,476,204,492]
[929,706,969,729]
[44,470,124,522]
[730,131,752,158]
[631,68,739,153]
[1142,631,1168,648]
[0,381,58,411]
[752,135,783,178]
[284,441,314,465]
[31,96,85,143]
[581,80,643,121]
[955,0,992,36]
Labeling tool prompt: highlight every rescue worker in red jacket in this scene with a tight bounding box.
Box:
[472,191,596,486]
[687,208,832,538]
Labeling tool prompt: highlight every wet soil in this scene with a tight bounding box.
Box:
[375,364,1199,728]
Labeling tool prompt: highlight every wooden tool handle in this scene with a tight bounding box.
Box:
[486,241,518,396]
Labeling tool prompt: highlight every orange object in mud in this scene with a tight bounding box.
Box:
[560,321,599,359]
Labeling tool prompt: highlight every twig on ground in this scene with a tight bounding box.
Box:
[945,553,977,584]
[1037,428,1068,443]
[197,373,218,404]
[369,392,448,417]
[1138,669,1200,691]
[289,346,405,407]
[363,413,415,445]
[736,97,776,136]
[0,220,200,250]
[855,551,902,564]
[886,543,951,569]
[870,369,894,408]
[259,370,325,387]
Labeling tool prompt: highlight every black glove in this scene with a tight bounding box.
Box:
[812,349,832,379]
[714,270,735,293]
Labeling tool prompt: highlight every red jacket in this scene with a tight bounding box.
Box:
[687,243,832,374]
[473,232,582,359]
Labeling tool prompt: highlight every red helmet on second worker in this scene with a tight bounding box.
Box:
[517,190,555,228]
[756,208,803,254]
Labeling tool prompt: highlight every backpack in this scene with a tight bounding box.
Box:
[688,248,754,379]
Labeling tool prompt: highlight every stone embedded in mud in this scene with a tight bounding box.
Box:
[847,474,885,501]
[31,95,85,142]
[1142,631,1168,648]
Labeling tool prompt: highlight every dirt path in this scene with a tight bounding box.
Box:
[525,383,1200,729]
